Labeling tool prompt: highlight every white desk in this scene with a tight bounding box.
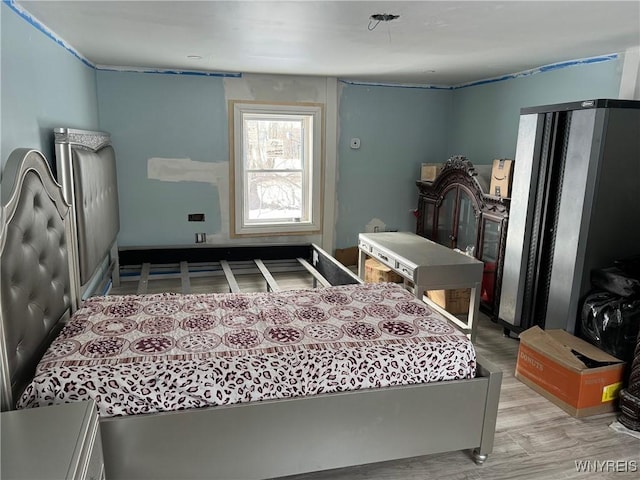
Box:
[358,232,484,341]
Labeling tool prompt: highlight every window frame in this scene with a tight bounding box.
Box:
[230,101,324,237]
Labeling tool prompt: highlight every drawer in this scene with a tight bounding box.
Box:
[77,405,104,480]
[84,428,105,480]
[394,261,414,279]
[371,247,393,268]
[358,239,373,253]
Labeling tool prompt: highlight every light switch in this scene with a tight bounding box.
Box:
[350,138,361,149]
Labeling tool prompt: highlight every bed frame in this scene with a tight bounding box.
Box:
[0,147,502,479]
[53,128,361,300]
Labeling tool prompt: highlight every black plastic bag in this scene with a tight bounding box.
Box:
[591,266,640,297]
[615,255,640,279]
[580,291,640,362]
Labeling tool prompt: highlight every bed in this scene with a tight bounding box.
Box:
[0,146,502,479]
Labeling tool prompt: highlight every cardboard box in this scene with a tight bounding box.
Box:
[420,163,443,181]
[489,158,514,197]
[334,246,358,267]
[426,288,470,314]
[515,326,625,418]
[364,258,402,284]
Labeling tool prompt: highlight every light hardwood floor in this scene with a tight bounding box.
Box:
[110,269,639,479]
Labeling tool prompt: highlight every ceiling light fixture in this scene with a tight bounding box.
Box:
[187,55,202,60]
[368,13,400,31]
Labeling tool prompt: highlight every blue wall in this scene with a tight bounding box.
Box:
[0,2,99,170]
[447,58,623,164]
[97,74,454,249]
[335,84,452,248]
[96,71,228,246]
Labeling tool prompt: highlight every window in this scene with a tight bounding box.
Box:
[231,101,323,236]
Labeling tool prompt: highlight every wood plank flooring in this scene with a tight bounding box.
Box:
[108,269,639,479]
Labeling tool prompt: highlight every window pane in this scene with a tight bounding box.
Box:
[244,118,303,170]
[456,191,478,254]
[246,171,305,223]
[436,189,456,247]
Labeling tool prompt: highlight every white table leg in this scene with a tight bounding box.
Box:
[467,284,481,343]
[357,249,367,281]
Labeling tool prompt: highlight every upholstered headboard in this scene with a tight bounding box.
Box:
[54,128,120,298]
[0,149,75,410]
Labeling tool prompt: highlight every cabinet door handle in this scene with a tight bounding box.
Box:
[449,235,456,241]
[378,253,389,262]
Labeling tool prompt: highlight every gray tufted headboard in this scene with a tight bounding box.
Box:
[0,149,75,410]
[54,128,120,302]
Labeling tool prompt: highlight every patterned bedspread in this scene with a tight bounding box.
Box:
[18,282,476,417]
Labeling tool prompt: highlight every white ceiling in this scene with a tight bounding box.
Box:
[14,1,640,86]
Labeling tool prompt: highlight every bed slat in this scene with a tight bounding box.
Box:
[254,259,280,292]
[180,261,191,294]
[110,243,121,288]
[220,260,240,293]
[137,263,150,294]
[297,257,331,288]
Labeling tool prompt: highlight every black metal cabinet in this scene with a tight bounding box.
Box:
[499,99,640,334]
[416,156,509,319]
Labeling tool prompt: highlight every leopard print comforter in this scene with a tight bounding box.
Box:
[18,282,476,417]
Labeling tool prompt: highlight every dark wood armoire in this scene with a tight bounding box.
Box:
[416,155,509,319]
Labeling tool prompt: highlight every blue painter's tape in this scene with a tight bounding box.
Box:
[537,55,618,73]
[456,74,515,88]
[97,66,242,78]
[4,0,95,69]
[341,54,619,90]
[4,0,242,78]
[339,80,453,90]
[454,54,619,89]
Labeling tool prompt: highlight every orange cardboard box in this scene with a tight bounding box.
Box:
[364,258,402,284]
[420,163,443,181]
[426,288,470,315]
[334,246,358,267]
[515,326,625,418]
